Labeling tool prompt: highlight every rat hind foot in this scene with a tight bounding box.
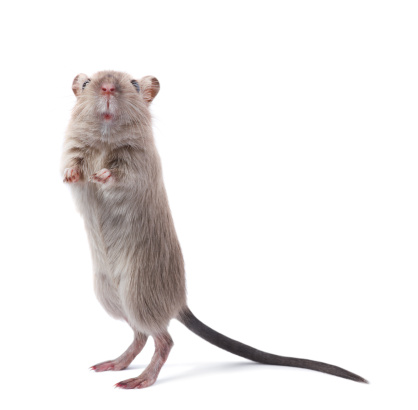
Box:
[115,332,173,389]
[91,333,148,372]
[115,375,157,389]
[91,360,128,372]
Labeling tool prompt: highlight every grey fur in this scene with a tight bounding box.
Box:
[62,70,186,336]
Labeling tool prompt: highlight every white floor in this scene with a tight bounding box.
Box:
[2,1,418,408]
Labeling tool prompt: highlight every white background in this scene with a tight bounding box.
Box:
[1,1,417,409]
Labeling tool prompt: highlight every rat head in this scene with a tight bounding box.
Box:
[71,70,160,131]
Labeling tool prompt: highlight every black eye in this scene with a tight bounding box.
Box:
[131,80,140,93]
[82,79,91,90]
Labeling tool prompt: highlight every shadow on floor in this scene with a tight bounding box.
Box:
[154,361,266,385]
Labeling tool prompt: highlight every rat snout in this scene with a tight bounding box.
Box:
[101,83,116,95]
[101,82,116,111]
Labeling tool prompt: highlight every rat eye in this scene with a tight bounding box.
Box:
[131,80,140,93]
[82,79,91,90]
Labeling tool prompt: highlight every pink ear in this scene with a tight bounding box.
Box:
[138,76,160,104]
[72,73,89,97]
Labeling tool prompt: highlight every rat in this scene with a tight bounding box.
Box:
[61,70,367,389]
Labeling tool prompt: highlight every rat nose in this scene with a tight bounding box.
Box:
[101,83,116,94]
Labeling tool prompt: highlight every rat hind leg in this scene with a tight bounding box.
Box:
[115,331,173,389]
[91,332,148,372]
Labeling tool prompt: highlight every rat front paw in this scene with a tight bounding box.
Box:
[89,168,114,184]
[63,167,80,183]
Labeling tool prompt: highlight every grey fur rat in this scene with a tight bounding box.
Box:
[61,70,367,389]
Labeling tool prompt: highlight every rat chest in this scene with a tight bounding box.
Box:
[82,149,108,179]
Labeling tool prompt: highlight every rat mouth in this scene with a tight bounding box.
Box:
[103,113,113,121]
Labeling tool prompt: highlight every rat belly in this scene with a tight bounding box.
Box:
[78,185,187,334]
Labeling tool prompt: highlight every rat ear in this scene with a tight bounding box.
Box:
[72,73,90,97]
[138,76,160,104]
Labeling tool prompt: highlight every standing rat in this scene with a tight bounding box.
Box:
[61,70,367,389]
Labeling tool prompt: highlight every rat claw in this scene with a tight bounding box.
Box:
[63,167,80,183]
[89,169,113,184]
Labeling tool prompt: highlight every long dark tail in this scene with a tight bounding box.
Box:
[177,307,367,383]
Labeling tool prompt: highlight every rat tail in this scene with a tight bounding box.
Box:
[177,306,367,383]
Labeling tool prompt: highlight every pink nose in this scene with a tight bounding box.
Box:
[101,83,115,94]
